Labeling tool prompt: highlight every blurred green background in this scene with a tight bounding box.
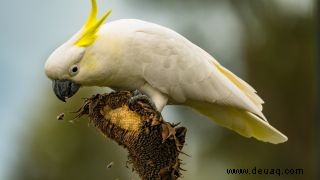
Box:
[0,0,317,179]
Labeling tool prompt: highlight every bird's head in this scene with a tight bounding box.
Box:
[45,0,112,102]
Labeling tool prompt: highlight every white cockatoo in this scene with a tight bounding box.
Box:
[45,0,287,144]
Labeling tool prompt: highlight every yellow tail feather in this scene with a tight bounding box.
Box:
[188,101,287,144]
[215,63,264,111]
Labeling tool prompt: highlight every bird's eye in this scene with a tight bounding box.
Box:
[69,65,79,76]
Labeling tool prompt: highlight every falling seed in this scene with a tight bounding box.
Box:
[57,113,65,120]
[106,161,114,169]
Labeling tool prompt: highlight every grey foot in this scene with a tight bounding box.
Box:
[132,89,143,96]
[129,90,157,110]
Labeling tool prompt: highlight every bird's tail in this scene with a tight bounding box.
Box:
[187,101,288,144]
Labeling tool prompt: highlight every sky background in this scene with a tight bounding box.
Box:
[0,0,317,180]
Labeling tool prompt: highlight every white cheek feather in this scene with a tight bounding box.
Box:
[45,42,86,80]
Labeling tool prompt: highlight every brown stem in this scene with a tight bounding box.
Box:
[75,91,187,180]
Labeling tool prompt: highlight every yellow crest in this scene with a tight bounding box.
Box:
[75,0,112,47]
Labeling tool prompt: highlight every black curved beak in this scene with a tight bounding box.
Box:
[52,80,81,102]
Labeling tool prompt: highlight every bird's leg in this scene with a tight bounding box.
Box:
[150,92,168,112]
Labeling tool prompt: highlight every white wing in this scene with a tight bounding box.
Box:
[127,20,264,118]
[115,19,287,143]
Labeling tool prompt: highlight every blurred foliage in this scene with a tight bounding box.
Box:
[11,89,138,180]
[198,1,316,180]
[11,0,316,180]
